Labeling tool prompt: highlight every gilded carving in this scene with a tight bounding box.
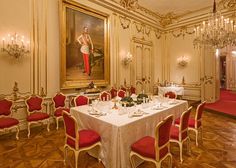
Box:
[120,0,138,10]
[134,21,144,33]
[159,12,177,27]
[219,0,236,9]
[154,29,162,39]
[119,15,131,29]
[171,26,195,38]
[144,25,151,36]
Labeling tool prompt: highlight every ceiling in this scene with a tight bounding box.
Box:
[138,0,214,16]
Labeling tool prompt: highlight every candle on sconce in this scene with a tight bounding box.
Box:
[2,38,5,48]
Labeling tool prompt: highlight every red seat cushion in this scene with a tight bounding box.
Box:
[27,112,49,122]
[175,117,201,128]
[67,130,101,149]
[0,117,19,129]
[54,108,70,117]
[131,136,168,160]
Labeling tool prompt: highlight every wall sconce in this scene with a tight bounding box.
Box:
[177,56,189,67]
[123,52,133,66]
[1,33,30,59]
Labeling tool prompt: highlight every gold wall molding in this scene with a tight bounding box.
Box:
[171,26,195,38]
[120,0,138,10]
[159,12,177,27]
[119,15,131,29]
[219,0,236,10]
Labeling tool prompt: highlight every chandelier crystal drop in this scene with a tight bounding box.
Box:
[193,0,236,49]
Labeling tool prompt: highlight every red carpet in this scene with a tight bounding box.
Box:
[205,89,236,117]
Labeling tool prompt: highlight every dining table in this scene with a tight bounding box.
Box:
[70,97,188,168]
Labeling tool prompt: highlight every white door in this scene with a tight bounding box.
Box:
[131,38,153,94]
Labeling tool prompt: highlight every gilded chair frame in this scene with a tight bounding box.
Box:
[74,95,89,106]
[189,101,206,146]
[25,95,50,138]
[130,115,174,168]
[99,91,111,101]
[0,98,20,140]
[109,87,118,98]
[62,111,101,168]
[170,107,192,163]
[52,92,68,130]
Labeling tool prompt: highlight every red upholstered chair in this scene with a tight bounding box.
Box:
[164,91,177,99]
[117,90,126,98]
[0,99,20,140]
[62,111,101,168]
[175,101,206,146]
[110,87,118,99]
[130,115,173,168]
[25,95,50,138]
[74,95,89,106]
[52,93,70,130]
[99,91,111,101]
[120,86,127,92]
[130,86,136,95]
[170,107,192,163]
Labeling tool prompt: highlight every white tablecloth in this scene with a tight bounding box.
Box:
[158,86,184,96]
[70,100,188,168]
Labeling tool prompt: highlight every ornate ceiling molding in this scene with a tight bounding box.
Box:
[120,0,138,10]
[159,12,178,27]
[219,0,236,10]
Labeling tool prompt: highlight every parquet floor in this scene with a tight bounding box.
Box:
[0,110,236,168]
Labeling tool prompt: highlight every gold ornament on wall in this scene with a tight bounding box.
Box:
[119,16,131,29]
[120,0,138,10]
[171,26,195,38]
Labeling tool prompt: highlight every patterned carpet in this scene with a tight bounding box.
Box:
[1,109,236,168]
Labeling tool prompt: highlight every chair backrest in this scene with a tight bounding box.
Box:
[26,95,43,113]
[195,101,206,128]
[117,90,126,98]
[99,91,111,101]
[179,107,192,141]
[74,95,89,106]
[130,86,136,94]
[155,115,173,161]
[120,86,127,92]
[62,111,79,150]
[110,87,118,98]
[0,98,13,116]
[53,92,66,108]
[164,91,177,99]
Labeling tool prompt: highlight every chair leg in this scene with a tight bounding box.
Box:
[195,129,199,146]
[16,125,20,140]
[179,142,183,163]
[97,144,102,163]
[169,155,172,168]
[129,154,135,168]
[47,119,50,132]
[187,137,191,155]
[27,123,31,138]
[74,151,79,168]
[155,162,161,168]
[64,146,68,165]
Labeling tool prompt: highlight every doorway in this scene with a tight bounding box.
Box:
[220,56,226,89]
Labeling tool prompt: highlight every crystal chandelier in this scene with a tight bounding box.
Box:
[1,33,30,59]
[193,0,236,49]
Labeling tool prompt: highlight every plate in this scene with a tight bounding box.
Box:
[152,106,165,110]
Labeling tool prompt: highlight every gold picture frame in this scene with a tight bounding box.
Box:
[60,0,110,89]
